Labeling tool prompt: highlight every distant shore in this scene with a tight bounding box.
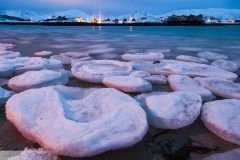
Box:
[1,22,240,26]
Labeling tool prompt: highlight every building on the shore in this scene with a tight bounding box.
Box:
[112,18,119,23]
[44,16,69,22]
[74,17,84,22]
[166,14,204,24]
[205,17,220,24]
[90,18,97,23]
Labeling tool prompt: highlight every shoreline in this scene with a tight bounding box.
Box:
[1,22,240,26]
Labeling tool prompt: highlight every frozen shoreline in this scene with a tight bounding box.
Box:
[0,26,239,160]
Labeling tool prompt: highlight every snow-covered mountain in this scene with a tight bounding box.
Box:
[0,10,48,21]
[116,11,161,22]
[0,10,90,21]
[160,8,240,20]
[0,8,240,22]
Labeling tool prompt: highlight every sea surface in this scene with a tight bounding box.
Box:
[0,25,240,59]
[0,25,240,160]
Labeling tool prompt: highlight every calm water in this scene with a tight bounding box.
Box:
[0,25,240,60]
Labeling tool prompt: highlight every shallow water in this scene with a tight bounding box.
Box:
[0,25,240,160]
[0,25,240,59]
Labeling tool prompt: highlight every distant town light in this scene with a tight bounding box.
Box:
[97,17,102,24]
[75,17,83,22]
[91,19,97,23]
[129,17,133,22]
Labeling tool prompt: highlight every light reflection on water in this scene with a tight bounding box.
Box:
[0,25,240,61]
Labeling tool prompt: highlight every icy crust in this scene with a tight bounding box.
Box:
[133,60,237,80]
[197,52,228,61]
[195,77,240,99]
[0,46,7,51]
[202,148,240,160]
[0,63,14,78]
[144,75,167,85]
[145,91,202,129]
[0,87,13,106]
[8,70,70,92]
[60,52,89,58]
[71,60,132,83]
[168,75,215,102]
[34,51,53,57]
[176,47,202,52]
[201,99,240,145]
[8,148,59,160]
[6,86,148,157]
[146,49,170,53]
[211,60,239,72]
[176,55,209,64]
[50,55,72,65]
[121,52,164,61]
[102,76,152,93]
[0,43,15,49]
[134,92,168,109]
[70,57,93,66]
[0,57,63,75]
[0,51,21,59]
[15,58,63,74]
[130,70,151,78]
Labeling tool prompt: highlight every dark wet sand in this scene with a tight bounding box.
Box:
[0,25,239,160]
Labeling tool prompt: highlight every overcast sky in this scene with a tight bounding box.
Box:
[0,0,239,15]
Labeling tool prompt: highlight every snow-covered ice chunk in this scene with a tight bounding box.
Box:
[0,87,13,106]
[234,59,240,67]
[144,75,167,85]
[71,60,132,83]
[133,60,237,80]
[201,99,240,145]
[130,70,151,78]
[13,57,63,75]
[146,48,170,53]
[0,63,14,78]
[121,52,164,61]
[34,51,53,57]
[50,55,72,65]
[195,77,240,99]
[8,70,70,92]
[60,52,89,58]
[0,46,7,51]
[168,75,215,102]
[145,91,202,129]
[176,55,209,64]
[103,76,152,93]
[0,51,21,59]
[197,52,228,61]
[176,47,202,52]
[0,57,63,75]
[87,48,115,54]
[134,92,168,108]
[7,148,59,160]
[211,60,239,72]
[202,148,240,160]
[70,57,93,66]
[6,86,148,157]
[0,43,15,49]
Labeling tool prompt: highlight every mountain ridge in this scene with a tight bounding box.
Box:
[0,8,240,22]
